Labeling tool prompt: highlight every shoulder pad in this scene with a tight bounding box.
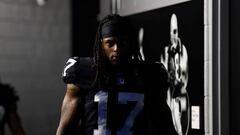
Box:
[142,61,170,88]
[142,61,168,72]
[62,57,96,87]
[152,61,169,78]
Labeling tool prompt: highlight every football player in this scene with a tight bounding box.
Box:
[56,14,177,135]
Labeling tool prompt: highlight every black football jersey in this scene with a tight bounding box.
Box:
[62,58,177,135]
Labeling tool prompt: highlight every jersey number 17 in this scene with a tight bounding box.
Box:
[94,90,144,135]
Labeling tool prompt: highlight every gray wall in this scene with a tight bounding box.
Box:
[98,0,191,17]
[98,0,111,20]
[0,0,71,135]
[118,0,190,16]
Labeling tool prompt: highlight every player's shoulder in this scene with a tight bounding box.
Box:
[138,60,169,81]
[62,57,96,87]
[139,60,168,73]
[139,61,170,91]
[62,57,84,78]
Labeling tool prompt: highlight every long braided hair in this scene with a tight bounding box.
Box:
[92,14,143,88]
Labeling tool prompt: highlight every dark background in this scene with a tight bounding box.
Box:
[126,1,204,134]
[230,0,240,135]
[71,0,99,57]
[70,0,240,134]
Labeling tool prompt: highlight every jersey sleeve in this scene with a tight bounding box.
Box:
[61,57,96,88]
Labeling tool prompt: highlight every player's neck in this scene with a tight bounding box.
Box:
[109,62,132,73]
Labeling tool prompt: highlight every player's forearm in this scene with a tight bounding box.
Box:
[7,111,26,135]
[56,96,81,135]
[56,125,68,135]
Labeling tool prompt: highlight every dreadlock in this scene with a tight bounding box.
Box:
[92,14,143,88]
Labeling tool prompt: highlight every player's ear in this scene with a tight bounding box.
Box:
[100,39,104,48]
[100,39,106,55]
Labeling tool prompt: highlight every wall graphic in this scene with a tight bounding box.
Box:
[126,0,204,134]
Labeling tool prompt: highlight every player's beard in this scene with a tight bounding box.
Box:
[110,54,119,65]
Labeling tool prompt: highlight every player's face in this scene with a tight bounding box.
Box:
[102,36,130,65]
